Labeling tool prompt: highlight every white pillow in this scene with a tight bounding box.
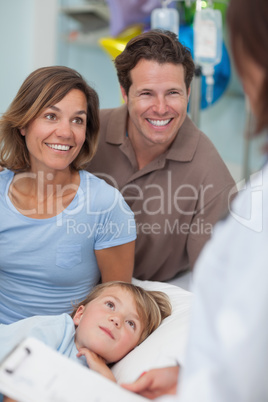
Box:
[111,278,193,384]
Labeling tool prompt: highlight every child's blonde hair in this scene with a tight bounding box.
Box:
[71,281,172,345]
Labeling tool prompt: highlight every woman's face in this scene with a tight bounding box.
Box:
[20,89,87,173]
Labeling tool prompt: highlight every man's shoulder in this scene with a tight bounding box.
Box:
[169,116,219,164]
[99,104,128,144]
[99,107,114,119]
[183,116,228,163]
[173,116,236,187]
[182,115,216,150]
[100,104,127,121]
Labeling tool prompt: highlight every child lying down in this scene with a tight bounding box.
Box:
[0,281,171,386]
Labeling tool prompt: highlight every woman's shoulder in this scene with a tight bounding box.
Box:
[0,168,13,187]
[79,169,132,214]
[0,167,13,176]
[80,170,121,195]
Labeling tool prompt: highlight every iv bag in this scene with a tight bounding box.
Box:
[194,7,222,67]
[151,7,179,36]
[194,7,223,104]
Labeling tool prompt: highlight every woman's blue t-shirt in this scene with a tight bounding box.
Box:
[0,169,136,324]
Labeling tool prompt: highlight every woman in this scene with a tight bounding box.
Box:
[122,0,268,400]
[0,66,136,325]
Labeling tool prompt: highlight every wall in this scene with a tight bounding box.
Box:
[57,0,121,109]
[0,0,58,115]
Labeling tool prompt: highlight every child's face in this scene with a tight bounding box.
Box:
[73,286,143,363]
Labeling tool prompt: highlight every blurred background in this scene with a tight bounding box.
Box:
[0,0,266,184]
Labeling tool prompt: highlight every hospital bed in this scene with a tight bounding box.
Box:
[0,272,193,401]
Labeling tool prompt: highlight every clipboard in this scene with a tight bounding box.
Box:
[0,337,148,402]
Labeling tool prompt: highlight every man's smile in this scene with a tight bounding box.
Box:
[146,118,172,127]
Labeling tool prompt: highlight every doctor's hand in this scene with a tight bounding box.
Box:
[121,366,179,399]
[3,396,17,402]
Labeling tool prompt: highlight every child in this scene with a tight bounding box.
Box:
[0,281,171,383]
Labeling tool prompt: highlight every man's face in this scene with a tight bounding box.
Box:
[121,59,190,150]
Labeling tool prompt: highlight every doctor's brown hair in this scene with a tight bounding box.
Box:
[227,0,268,132]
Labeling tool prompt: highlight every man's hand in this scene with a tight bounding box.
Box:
[77,348,116,382]
[121,366,179,399]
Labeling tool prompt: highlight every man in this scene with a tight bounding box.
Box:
[88,29,236,281]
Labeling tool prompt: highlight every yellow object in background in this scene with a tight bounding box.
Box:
[99,24,143,59]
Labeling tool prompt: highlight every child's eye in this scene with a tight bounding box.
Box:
[105,301,115,310]
[126,320,136,330]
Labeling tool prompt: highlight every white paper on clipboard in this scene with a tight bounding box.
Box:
[0,337,148,402]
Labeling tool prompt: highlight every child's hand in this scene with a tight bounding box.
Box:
[77,348,116,382]
[77,347,106,371]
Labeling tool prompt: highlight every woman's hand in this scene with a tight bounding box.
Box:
[77,347,116,382]
[121,366,179,400]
